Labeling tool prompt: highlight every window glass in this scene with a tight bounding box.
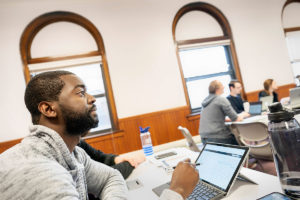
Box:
[93,97,112,132]
[179,45,234,111]
[286,31,300,61]
[187,75,231,110]
[30,61,112,133]
[179,46,229,78]
[58,63,105,96]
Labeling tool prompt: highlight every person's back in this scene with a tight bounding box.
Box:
[199,80,243,145]
[199,94,237,139]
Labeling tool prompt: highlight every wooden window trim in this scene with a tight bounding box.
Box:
[20,11,119,130]
[176,36,230,46]
[284,27,300,33]
[28,51,101,64]
[283,0,300,12]
[172,2,245,113]
[282,0,300,33]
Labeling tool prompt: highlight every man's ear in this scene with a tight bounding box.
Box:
[38,101,58,118]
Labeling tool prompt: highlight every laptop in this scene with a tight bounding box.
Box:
[153,143,249,200]
[289,87,300,109]
[178,126,201,152]
[260,96,273,111]
[248,101,262,116]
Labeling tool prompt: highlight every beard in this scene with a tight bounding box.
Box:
[59,104,99,136]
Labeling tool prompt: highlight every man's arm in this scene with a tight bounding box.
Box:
[221,98,240,122]
[78,140,116,166]
[78,147,127,200]
[112,162,135,179]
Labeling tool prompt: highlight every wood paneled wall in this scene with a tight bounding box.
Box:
[0,138,22,154]
[0,83,295,154]
[246,83,295,102]
[117,106,200,154]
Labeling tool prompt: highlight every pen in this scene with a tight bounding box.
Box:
[173,162,200,169]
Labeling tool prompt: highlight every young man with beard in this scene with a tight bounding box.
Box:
[0,71,198,200]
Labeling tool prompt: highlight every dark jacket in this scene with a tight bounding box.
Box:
[227,95,244,114]
[258,91,278,103]
[78,140,134,179]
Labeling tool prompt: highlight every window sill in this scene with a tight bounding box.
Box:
[186,112,201,121]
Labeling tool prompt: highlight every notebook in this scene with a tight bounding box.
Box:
[260,96,273,111]
[178,126,202,152]
[248,101,262,116]
[152,143,249,200]
[289,87,300,109]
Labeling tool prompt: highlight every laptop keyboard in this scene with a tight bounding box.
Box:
[187,181,222,200]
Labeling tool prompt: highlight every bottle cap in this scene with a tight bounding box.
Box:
[268,102,294,122]
[139,126,150,133]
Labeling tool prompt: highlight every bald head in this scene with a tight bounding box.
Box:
[209,80,224,95]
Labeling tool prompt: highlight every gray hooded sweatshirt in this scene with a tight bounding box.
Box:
[0,125,127,200]
[199,94,238,139]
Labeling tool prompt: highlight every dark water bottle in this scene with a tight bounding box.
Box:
[268,102,300,199]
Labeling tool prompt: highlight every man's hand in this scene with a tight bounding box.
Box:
[169,159,199,199]
[240,111,250,118]
[114,153,145,167]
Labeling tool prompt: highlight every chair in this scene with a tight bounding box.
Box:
[177,126,201,152]
[230,122,273,161]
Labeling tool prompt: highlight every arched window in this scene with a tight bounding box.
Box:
[20,11,118,136]
[172,2,243,113]
[282,0,300,83]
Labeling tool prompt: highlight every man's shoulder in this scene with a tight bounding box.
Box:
[0,139,74,184]
[215,95,229,103]
[226,95,234,101]
[0,152,77,200]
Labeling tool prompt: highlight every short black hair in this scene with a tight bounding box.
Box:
[24,70,74,124]
[228,80,240,90]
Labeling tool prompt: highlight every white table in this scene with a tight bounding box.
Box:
[125,148,282,200]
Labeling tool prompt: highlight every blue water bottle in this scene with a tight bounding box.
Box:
[139,126,154,156]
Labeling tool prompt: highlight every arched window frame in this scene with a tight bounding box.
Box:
[172,2,244,113]
[282,0,300,81]
[20,11,119,134]
[282,0,300,33]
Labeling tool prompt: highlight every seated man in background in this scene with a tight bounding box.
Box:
[199,80,249,145]
[0,71,198,200]
[227,80,248,114]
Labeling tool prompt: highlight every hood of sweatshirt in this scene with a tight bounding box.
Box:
[202,94,217,108]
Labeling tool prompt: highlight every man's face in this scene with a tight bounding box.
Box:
[58,75,99,136]
[232,82,242,95]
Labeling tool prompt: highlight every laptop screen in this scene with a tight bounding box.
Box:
[249,102,262,115]
[290,87,300,106]
[195,143,249,192]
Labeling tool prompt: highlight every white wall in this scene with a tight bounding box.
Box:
[0,0,294,142]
